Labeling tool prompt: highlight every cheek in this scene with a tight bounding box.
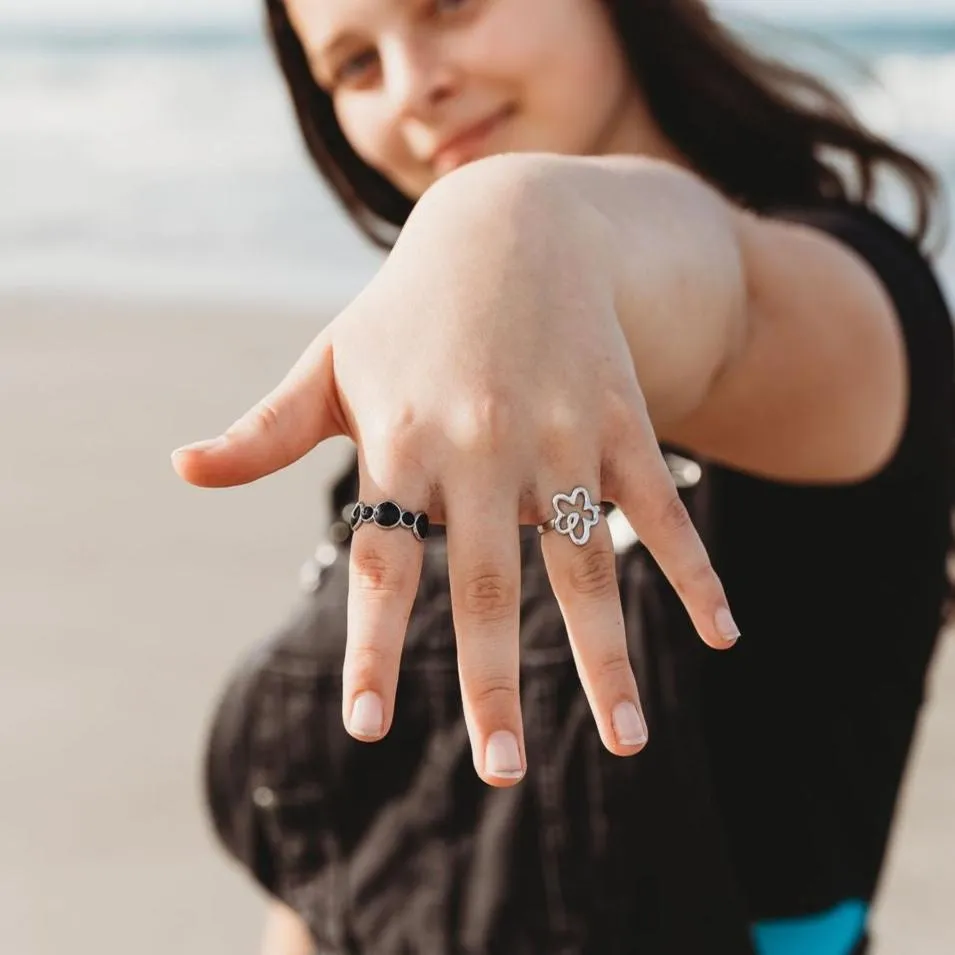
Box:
[336,100,430,197]
[520,13,631,144]
[335,101,388,167]
[555,50,629,121]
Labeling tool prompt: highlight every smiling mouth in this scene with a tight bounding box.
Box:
[432,107,514,173]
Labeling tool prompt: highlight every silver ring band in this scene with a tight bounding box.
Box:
[536,486,601,546]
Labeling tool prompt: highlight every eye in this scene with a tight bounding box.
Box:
[331,48,379,87]
[432,0,476,17]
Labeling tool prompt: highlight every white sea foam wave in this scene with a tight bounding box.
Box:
[0,34,952,306]
[850,53,955,153]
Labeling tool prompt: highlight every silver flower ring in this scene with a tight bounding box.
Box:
[536,486,601,547]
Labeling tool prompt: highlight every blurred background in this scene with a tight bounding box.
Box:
[1,1,953,952]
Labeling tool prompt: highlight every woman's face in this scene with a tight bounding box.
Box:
[286,0,658,199]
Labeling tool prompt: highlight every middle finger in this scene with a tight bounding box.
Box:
[444,478,525,787]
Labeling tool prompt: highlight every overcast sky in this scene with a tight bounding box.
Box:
[2,0,954,27]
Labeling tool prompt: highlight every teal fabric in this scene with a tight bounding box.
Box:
[752,900,868,955]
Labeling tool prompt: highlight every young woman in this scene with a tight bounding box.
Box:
[173,1,955,952]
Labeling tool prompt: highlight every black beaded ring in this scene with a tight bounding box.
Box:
[348,500,431,542]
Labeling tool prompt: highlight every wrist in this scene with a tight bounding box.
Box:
[605,163,748,430]
[508,155,748,430]
[387,153,619,312]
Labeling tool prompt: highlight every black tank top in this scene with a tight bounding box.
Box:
[203,201,954,954]
[701,202,955,917]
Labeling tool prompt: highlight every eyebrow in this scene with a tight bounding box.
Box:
[301,0,392,76]
[308,33,357,69]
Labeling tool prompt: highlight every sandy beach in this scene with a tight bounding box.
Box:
[1,293,953,955]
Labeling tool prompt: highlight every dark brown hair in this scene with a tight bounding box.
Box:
[264,0,943,251]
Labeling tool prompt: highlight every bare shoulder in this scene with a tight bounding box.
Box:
[663,205,909,484]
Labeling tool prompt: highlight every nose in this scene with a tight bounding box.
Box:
[380,36,458,119]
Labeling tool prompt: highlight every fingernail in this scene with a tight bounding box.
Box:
[173,436,226,456]
[715,606,741,642]
[349,692,384,739]
[612,701,648,746]
[485,731,524,779]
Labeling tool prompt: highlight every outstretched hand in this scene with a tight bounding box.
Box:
[172,170,739,787]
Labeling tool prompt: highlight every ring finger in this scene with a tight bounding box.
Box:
[537,476,647,756]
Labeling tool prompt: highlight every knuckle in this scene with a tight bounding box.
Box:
[538,402,581,451]
[469,676,520,710]
[602,387,641,436]
[352,547,407,596]
[234,398,298,464]
[385,411,430,464]
[594,647,633,681]
[671,558,717,598]
[461,571,518,624]
[536,403,596,473]
[346,642,394,679]
[658,492,693,535]
[240,400,282,439]
[364,418,434,490]
[447,392,513,456]
[567,545,618,600]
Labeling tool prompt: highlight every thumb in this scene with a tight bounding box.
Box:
[171,325,345,488]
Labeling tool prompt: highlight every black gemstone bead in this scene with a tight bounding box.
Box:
[374,501,401,528]
[400,510,415,527]
[349,503,362,529]
[413,512,430,541]
[360,505,374,522]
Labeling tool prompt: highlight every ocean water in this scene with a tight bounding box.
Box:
[2,12,954,310]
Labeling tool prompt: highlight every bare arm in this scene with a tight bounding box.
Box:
[435,153,906,484]
[173,149,902,780]
[260,902,314,955]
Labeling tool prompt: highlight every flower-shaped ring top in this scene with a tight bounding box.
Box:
[536,486,601,546]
